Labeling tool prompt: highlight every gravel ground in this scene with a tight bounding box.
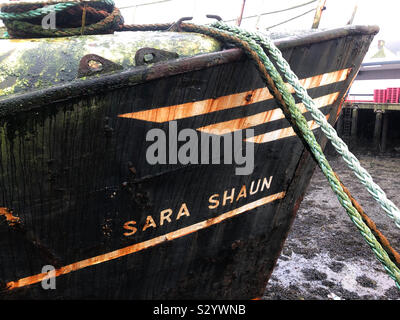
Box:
[262,152,400,300]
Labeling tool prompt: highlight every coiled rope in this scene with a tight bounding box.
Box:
[1,0,400,289]
[0,0,123,37]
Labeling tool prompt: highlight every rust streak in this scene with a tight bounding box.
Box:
[6,192,285,291]
[118,69,350,123]
[197,92,339,135]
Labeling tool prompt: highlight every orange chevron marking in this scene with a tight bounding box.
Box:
[118,69,350,123]
[197,92,339,135]
[246,115,331,144]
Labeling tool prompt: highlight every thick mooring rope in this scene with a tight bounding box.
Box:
[209,21,400,230]
[0,2,78,20]
[335,172,400,268]
[175,21,400,289]
[0,0,123,37]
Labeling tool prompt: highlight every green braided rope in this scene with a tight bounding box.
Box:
[181,22,400,289]
[211,21,400,230]
[1,2,123,38]
[0,0,115,20]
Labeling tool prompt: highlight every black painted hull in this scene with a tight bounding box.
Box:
[0,26,377,299]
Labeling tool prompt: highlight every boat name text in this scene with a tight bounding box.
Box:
[122,176,273,237]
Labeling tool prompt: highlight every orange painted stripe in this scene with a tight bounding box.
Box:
[6,191,285,290]
[197,92,339,135]
[246,115,330,144]
[118,69,350,123]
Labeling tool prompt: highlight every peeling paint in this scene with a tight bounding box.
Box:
[0,207,20,227]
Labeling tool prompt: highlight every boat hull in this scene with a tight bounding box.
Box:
[0,27,377,299]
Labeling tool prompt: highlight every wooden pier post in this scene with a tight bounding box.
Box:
[336,109,344,136]
[351,107,358,139]
[381,111,389,152]
[373,109,383,150]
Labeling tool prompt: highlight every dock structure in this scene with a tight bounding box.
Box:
[341,101,400,152]
[339,57,400,152]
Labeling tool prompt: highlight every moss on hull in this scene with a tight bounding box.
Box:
[0,31,221,98]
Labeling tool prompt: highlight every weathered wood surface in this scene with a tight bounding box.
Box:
[0,27,376,299]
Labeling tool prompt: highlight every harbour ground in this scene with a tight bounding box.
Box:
[262,150,400,300]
